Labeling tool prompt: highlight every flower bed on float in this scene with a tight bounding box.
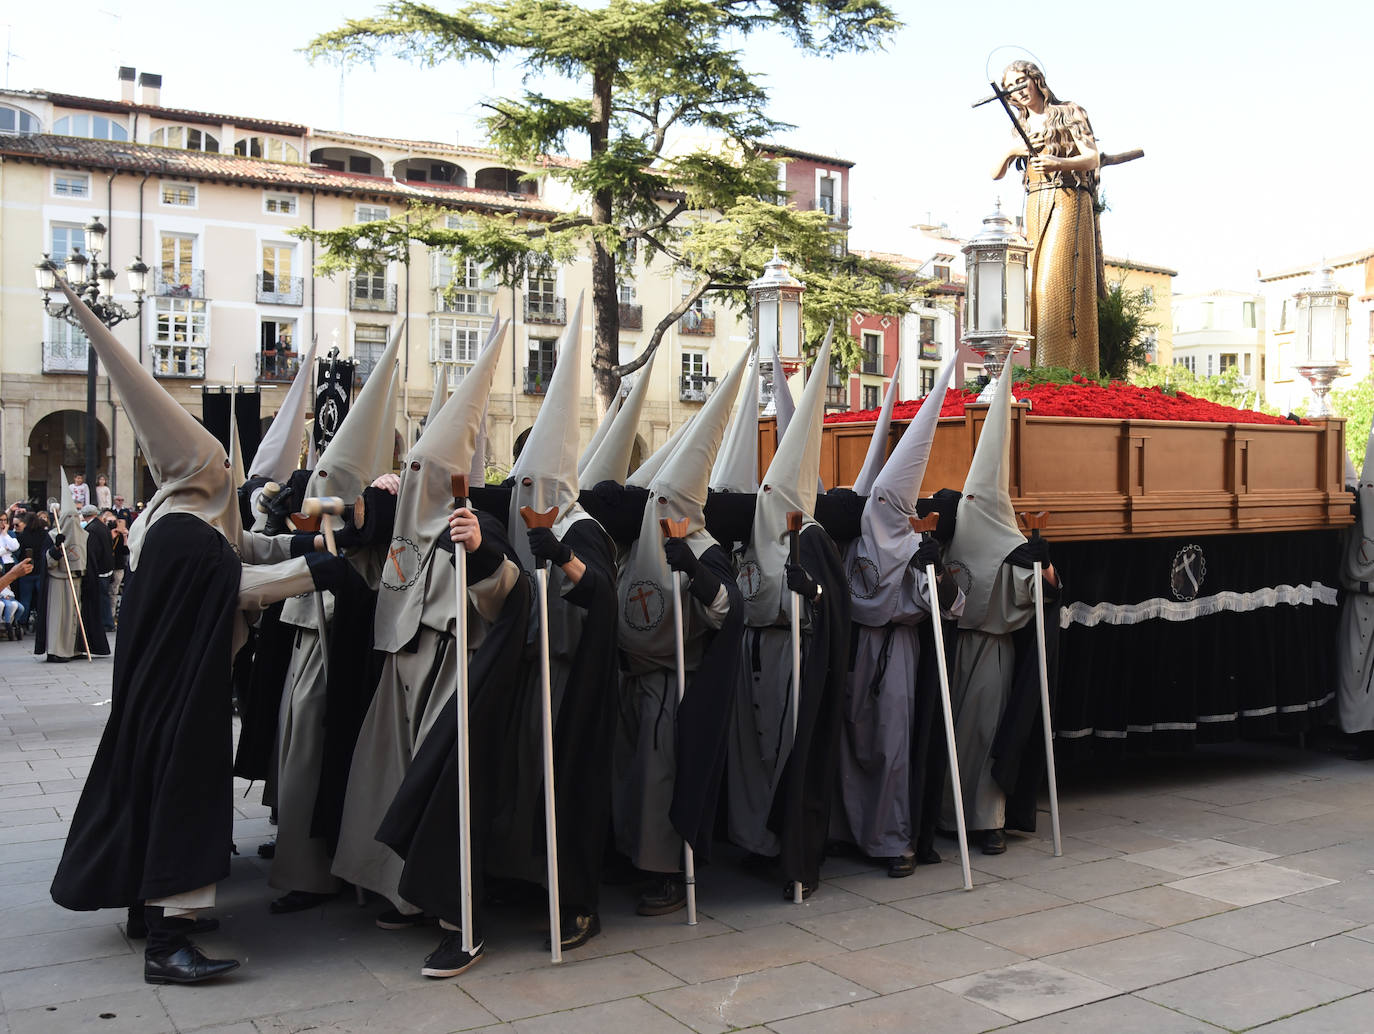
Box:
[825,377,1306,427]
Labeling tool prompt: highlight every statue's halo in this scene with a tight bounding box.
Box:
[984,45,1049,84]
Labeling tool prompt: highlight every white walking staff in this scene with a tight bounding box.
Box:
[660,517,698,926]
[911,515,972,891]
[785,510,805,905]
[520,504,564,963]
[451,475,476,954]
[1019,511,1062,857]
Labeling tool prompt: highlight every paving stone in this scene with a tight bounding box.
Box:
[793,903,941,950]
[824,860,972,903]
[893,880,1073,930]
[1166,862,1337,906]
[0,856,59,887]
[814,931,1025,994]
[638,922,844,984]
[1280,839,1374,881]
[1138,957,1362,1031]
[1268,934,1374,990]
[507,996,693,1034]
[0,952,150,1011]
[7,988,174,1034]
[1122,838,1276,877]
[1284,874,1374,924]
[254,984,498,1033]
[645,960,871,1033]
[1044,928,1247,991]
[0,923,133,975]
[1069,824,1185,855]
[461,952,680,1022]
[1090,885,1232,927]
[1208,795,1340,825]
[997,993,1226,1032]
[1247,990,1374,1032]
[768,983,1007,1034]
[1015,858,1167,902]
[1173,900,1359,955]
[937,959,1117,1021]
[157,956,389,1030]
[962,903,1152,958]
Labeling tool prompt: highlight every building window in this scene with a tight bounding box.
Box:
[53,114,128,140]
[1279,299,1288,332]
[1220,353,1237,373]
[354,324,390,383]
[1141,286,1155,305]
[1206,354,1214,377]
[861,330,882,374]
[45,315,88,370]
[261,244,294,292]
[153,297,208,377]
[526,264,558,312]
[159,234,197,293]
[264,192,298,215]
[356,204,389,223]
[919,316,939,360]
[920,366,936,396]
[432,253,494,314]
[618,281,637,304]
[259,319,297,378]
[933,264,951,282]
[1243,353,1252,376]
[862,384,881,410]
[53,173,90,198]
[1175,355,1196,374]
[233,136,300,163]
[51,222,86,260]
[160,182,197,207]
[1242,301,1256,329]
[151,126,219,152]
[0,104,40,136]
[817,174,837,216]
[431,316,485,386]
[525,336,557,394]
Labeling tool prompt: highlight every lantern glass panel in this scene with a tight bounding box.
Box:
[756,295,779,359]
[976,259,1004,334]
[1006,258,1027,335]
[779,293,801,359]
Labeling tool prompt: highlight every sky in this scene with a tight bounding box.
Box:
[6,0,1373,294]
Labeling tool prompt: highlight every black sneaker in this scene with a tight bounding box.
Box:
[376,908,432,930]
[421,932,484,979]
[636,876,686,916]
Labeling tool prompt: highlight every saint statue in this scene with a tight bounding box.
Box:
[992,60,1101,376]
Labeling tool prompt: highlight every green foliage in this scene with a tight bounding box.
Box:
[1332,372,1374,470]
[1096,280,1157,381]
[1129,363,1277,414]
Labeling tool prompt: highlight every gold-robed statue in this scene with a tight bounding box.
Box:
[990,60,1103,376]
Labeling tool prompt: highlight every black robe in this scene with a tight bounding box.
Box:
[909,617,958,857]
[375,514,530,926]
[51,514,241,908]
[232,599,294,783]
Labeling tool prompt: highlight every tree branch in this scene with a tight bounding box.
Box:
[612,278,713,377]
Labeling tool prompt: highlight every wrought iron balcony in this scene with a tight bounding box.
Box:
[825,384,849,411]
[679,373,717,402]
[524,297,566,324]
[861,351,881,375]
[42,340,89,374]
[256,273,304,306]
[152,344,206,379]
[524,365,555,395]
[679,309,715,336]
[349,279,398,313]
[155,267,204,298]
[256,349,302,383]
[619,302,643,330]
[815,198,851,223]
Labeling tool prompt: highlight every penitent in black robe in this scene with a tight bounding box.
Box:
[51,514,241,909]
[32,554,110,659]
[376,513,530,927]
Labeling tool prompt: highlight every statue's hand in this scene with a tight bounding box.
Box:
[1030,154,1063,173]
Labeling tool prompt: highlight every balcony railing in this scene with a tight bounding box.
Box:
[349,279,398,313]
[155,267,204,298]
[256,350,302,383]
[152,345,206,379]
[679,373,717,402]
[861,351,881,375]
[619,302,643,330]
[42,340,89,374]
[524,365,555,395]
[679,309,715,336]
[256,273,304,306]
[815,198,851,223]
[825,385,849,410]
[525,297,566,324]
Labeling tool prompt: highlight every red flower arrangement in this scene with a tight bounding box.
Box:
[825,377,1306,426]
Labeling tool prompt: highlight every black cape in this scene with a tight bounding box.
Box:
[231,599,294,783]
[51,514,241,908]
[909,616,958,856]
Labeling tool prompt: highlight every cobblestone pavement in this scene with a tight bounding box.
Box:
[3,638,1374,1033]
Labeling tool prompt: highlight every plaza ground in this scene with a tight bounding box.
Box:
[2,638,1373,1033]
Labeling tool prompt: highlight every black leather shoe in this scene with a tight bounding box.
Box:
[257,839,276,859]
[980,829,1007,855]
[545,912,601,951]
[915,845,942,866]
[125,909,220,940]
[270,890,336,914]
[144,945,240,985]
[636,877,686,916]
[887,855,916,878]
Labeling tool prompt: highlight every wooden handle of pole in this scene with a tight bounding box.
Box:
[1017,511,1050,538]
[451,474,469,506]
[301,497,347,518]
[290,513,322,533]
[519,505,559,530]
[258,482,281,513]
[352,495,365,531]
[909,514,940,535]
[786,510,803,565]
[659,517,690,539]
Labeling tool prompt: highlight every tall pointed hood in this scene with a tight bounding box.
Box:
[373,362,401,477]
[228,388,247,490]
[56,467,89,573]
[946,362,1026,628]
[249,340,317,481]
[627,411,695,489]
[468,316,505,485]
[771,347,797,439]
[375,317,509,652]
[851,358,902,495]
[424,364,450,430]
[848,354,957,625]
[305,321,403,504]
[58,281,238,569]
[740,329,832,625]
[509,293,590,567]
[581,347,658,487]
[710,347,760,493]
[577,393,621,476]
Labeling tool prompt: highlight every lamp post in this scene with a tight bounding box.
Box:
[34,216,148,488]
[1293,265,1351,418]
[961,201,1032,402]
[748,249,806,413]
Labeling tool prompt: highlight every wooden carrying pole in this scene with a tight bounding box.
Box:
[450,475,476,955]
[785,510,805,905]
[659,516,698,926]
[519,504,563,963]
[910,515,972,890]
[1017,511,1062,857]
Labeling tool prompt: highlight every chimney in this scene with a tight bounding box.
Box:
[118,67,136,103]
[138,72,162,107]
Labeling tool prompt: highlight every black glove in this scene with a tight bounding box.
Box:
[785,562,820,601]
[1006,537,1051,569]
[263,490,295,536]
[305,552,356,594]
[663,537,699,578]
[53,533,66,546]
[913,537,942,572]
[527,527,573,567]
[289,533,319,558]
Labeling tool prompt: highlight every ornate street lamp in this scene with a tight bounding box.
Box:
[962,200,1032,402]
[34,215,148,486]
[1293,265,1351,418]
[749,248,806,414]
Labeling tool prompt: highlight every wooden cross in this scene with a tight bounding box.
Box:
[387,543,408,581]
[628,584,656,623]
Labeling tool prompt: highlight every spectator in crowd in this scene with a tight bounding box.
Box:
[11,512,50,632]
[1,558,34,639]
[112,495,134,526]
[0,511,19,571]
[95,474,113,510]
[83,505,116,632]
[70,473,91,510]
[104,510,129,625]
